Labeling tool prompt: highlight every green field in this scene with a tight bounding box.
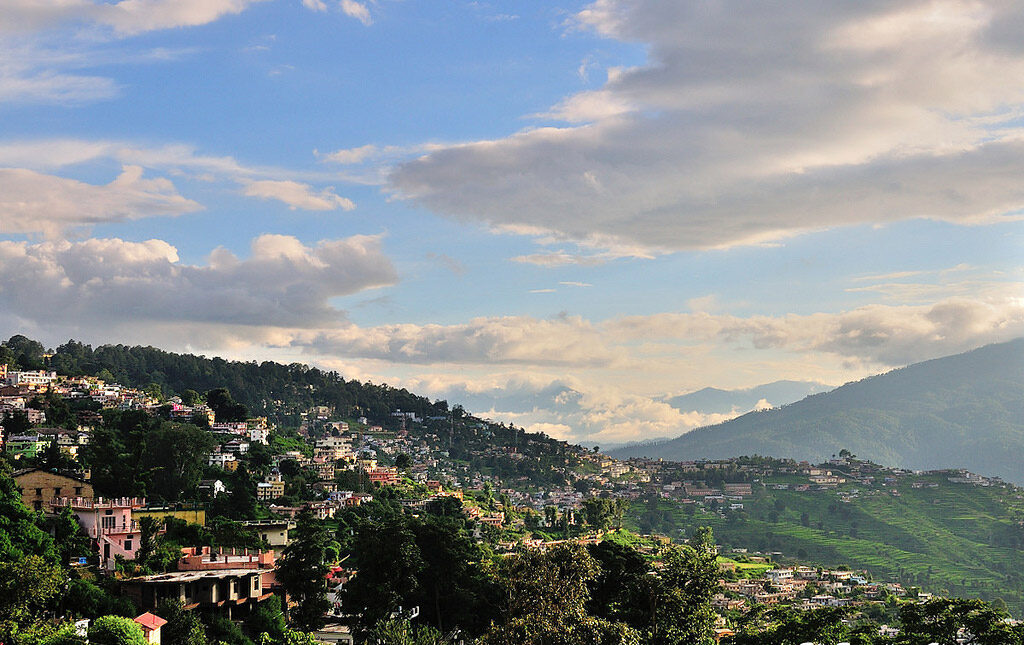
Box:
[626,473,1024,614]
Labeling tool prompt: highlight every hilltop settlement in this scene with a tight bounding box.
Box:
[1,335,1023,645]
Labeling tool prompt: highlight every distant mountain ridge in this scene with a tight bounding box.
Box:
[610,339,1024,483]
[665,379,832,415]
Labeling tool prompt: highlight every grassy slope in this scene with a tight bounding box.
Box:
[626,474,1024,614]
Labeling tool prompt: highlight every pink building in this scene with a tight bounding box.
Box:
[53,496,145,570]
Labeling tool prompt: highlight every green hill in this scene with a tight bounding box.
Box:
[625,460,1024,614]
[611,339,1024,483]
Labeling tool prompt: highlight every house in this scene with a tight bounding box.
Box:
[208,452,239,471]
[4,370,57,387]
[198,479,226,498]
[53,496,145,570]
[367,467,401,486]
[13,467,93,512]
[6,434,48,460]
[241,519,295,547]
[134,613,167,644]
[122,569,271,618]
[256,471,284,502]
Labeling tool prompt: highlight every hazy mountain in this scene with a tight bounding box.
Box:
[666,380,833,415]
[610,339,1024,483]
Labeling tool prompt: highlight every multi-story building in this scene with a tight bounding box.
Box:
[13,467,93,512]
[4,370,57,387]
[53,496,145,570]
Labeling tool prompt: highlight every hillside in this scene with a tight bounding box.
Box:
[611,339,1024,483]
[2,335,448,427]
[624,458,1024,614]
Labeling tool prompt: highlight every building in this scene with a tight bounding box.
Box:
[256,472,284,502]
[135,504,207,527]
[4,370,57,387]
[121,569,271,618]
[367,467,401,486]
[198,479,226,499]
[208,452,239,471]
[134,613,167,644]
[6,434,49,460]
[13,468,93,512]
[241,519,295,547]
[53,496,145,570]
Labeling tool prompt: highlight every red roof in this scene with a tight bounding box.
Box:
[134,613,168,631]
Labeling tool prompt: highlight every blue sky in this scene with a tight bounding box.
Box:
[1,0,1022,443]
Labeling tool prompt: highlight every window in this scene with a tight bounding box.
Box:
[53,487,61,496]
[74,487,82,495]
[124,539,132,551]
[35,488,42,496]
[101,516,116,529]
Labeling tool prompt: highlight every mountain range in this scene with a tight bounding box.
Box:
[610,338,1024,483]
[665,380,833,415]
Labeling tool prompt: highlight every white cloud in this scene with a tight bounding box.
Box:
[243,179,356,211]
[390,0,1024,251]
[0,0,265,36]
[610,294,1024,367]
[299,314,624,367]
[0,165,200,236]
[340,0,371,25]
[321,144,379,164]
[302,0,328,12]
[0,138,362,221]
[0,234,397,328]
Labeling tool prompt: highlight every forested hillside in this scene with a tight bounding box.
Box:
[612,339,1024,483]
[1,335,448,426]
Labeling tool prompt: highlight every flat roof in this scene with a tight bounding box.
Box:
[129,568,272,583]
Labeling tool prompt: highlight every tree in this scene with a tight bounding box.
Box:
[395,453,413,470]
[479,543,640,645]
[245,595,286,642]
[587,540,652,631]
[276,509,332,632]
[180,389,203,406]
[155,600,208,645]
[206,388,249,423]
[341,517,425,637]
[895,598,1023,645]
[0,555,66,640]
[87,616,148,645]
[649,527,719,645]
[0,467,57,562]
[48,506,90,566]
[367,618,451,645]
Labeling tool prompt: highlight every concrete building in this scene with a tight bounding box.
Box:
[53,496,145,570]
[13,468,93,512]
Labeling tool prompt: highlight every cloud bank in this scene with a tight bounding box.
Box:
[390,0,1024,251]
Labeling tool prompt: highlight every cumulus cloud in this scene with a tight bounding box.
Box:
[0,165,200,237]
[0,0,264,36]
[299,314,624,367]
[243,179,356,211]
[390,0,1024,251]
[0,139,360,221]
[401,372,736,443]
[610,295,1024,367]
[0,234,396,328]
[340,0,372,25]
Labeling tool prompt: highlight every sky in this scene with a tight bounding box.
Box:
[1,0,1022,445]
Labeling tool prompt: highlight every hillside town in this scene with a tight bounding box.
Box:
[3,356,1023,644]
